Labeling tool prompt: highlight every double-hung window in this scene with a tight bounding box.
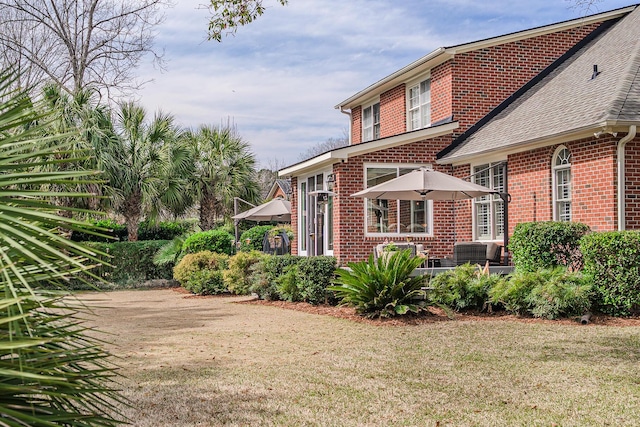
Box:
[473,163,505,240]
[553,146,571,221]
[364,165,432,236]
[408,78,431,131]
[362,102,380,142]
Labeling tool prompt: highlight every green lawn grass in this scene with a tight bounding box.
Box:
[82,289,640,426]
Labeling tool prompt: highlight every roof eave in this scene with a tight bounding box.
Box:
[436,121,640,166]
[279,121,459,177]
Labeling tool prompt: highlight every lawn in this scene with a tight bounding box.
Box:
[81,288,640,427]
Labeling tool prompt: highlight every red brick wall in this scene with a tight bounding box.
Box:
[507,137,618,234]
[349,22,602,143]
[351,106,362,145]
[451,24,601,134]
[380,84,406,138]
[431,61,453,123]
[623,138,640,229]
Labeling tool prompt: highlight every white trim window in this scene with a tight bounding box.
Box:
[473,163,505,240]
[362,102,380,142]
[553,146,572,221]
[364,164,433,236]
[408,78,431,131]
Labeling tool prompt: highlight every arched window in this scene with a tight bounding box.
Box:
[552,146,571,221]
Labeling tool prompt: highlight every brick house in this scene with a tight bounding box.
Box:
[279,4,640,264]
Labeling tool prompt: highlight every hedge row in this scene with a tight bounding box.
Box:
[173,252,337,304]
[511,222,640,316]
[73,241,174,289]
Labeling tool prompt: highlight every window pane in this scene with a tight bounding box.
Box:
[366,168,396,233]
[558,201,571,221]
[367,199,389,232]
[555,148,571,166]
[494,200,504,238]
[409,86,419,109]
[409,110,420,130]
[476,202,490,238]
[474,165,490,202]
[421,105,431,127]
[362,106,371,126]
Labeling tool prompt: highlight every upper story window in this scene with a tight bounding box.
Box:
[408,78,431,131]
[362,102,380,142]
[553,146,571,221]
[473,162,505,241]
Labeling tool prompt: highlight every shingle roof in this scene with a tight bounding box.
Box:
[438,5,640,163]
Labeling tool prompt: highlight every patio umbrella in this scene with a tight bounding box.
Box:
[232,198,292,222]
[351,168,498,200]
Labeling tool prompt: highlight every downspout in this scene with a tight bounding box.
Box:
[340,107,352,145]
[617,125,637,231]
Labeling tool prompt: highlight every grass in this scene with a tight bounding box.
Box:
[81,289,640,426]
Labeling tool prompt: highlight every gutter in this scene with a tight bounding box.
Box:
[617,125,637,231]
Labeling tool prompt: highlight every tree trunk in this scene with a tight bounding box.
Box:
[123,193,142,241]
[199,189,218,231]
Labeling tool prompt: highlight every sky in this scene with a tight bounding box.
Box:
[137,0,634,168]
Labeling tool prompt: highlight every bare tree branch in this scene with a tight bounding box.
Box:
[0,0,169,99]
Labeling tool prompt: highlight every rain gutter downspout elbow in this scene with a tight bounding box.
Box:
[339,107,352,145]
[617,125,637,231]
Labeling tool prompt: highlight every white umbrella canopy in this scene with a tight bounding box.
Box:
[351,168,498,201]
[232,198,292,222]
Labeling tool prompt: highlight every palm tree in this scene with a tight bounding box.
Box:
[186,125,259,230]
[0,69,125,425]
[36,84,112,216]
[101,101,190,241]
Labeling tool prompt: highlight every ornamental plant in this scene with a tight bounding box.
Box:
[329,249,427,318]
[173,251,229,295]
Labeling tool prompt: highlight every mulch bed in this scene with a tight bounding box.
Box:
[171,288,640,327]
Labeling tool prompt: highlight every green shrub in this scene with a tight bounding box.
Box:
[247,255,337,303]
[329,250,427,318]
[248,260,279,301]
[173,251,229,295]
[581,231,640,316]
[276,264,302,302]
[525,269,592,319]
[249,255,300,300]
[297,256,337,305]
[509,221,590,272]
[183,229,234,255]
[223,250,266,295]
[489,269,542,315]
[428,264,504,311]
[71,218,128,242]
[239,225,273,251]
[138,219,196,241]
[490,267,592,319]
